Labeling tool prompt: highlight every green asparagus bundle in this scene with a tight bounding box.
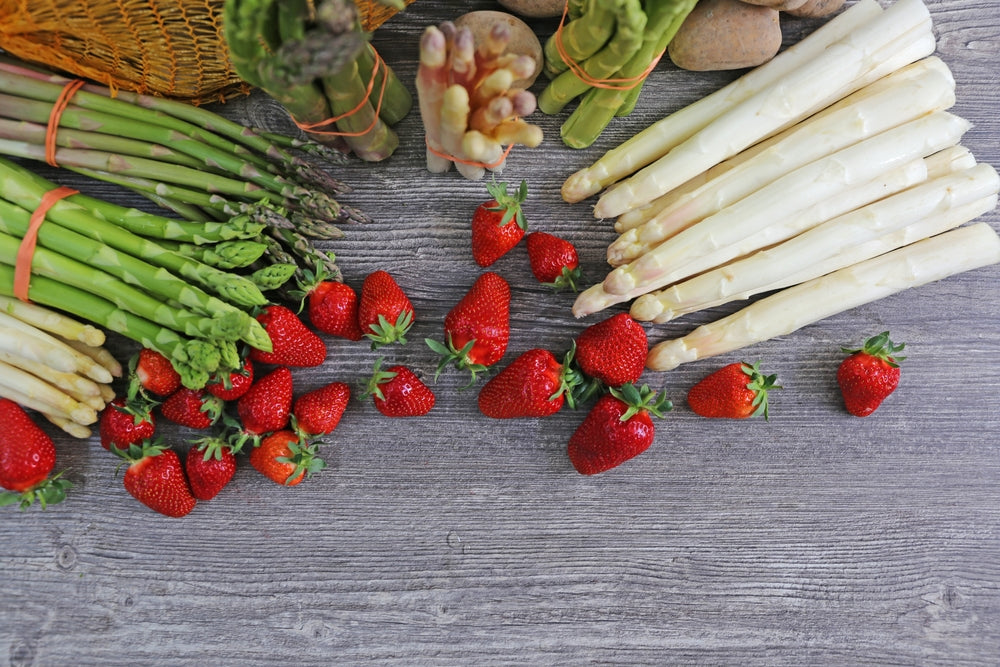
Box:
[0,157,276,389]
[539,0,698,148]
[0,58,358,277]
[224,0,412,162]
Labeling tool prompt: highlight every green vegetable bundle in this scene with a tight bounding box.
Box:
[539,0,698,148]
[0,57,350,285]
[224,0,412,162]
[0,156,281,390]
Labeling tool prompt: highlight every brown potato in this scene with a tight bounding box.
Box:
[496,0,565,19]
[739,0,809,10]
[784,0,847,18]
[453,10,544,88]
[668,0,782,72]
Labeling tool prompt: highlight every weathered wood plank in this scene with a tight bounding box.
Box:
[2,0,999,664]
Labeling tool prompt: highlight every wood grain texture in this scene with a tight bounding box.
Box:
[2,1,999,664]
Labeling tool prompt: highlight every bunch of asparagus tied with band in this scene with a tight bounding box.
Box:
[565,0,1000,370]
[0,156,286,390]
[0,296,118,439]
[0,57,355,285]
[416,19,544,180]
[539,0,698,149]
[224,0,412,162]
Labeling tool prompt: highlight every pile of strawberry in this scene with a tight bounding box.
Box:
[2,177,909,514]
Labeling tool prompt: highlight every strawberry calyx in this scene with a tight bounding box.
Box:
[549,347,585,410]
[287,265,337,313]
[740,361,781,420]
[485,179,528,231]
[0,471,71,511]
[425,333,490,388]
[842,331,906,367]
[363,357,398,402]
[543,265,582,294]
[189,434,235,461]
[608,383,673,422]
[275,434,326,485]
[365,310,414,349]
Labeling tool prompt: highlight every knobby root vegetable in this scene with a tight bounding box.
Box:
[646,223,1000,370]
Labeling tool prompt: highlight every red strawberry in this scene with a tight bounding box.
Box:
[837,331,905,417]
[471,179,528,267]
[575,313,648,391]
[567,384,672,475]
[526,231,581,292]
[160,388,223,429]
[0,399,69,510]
[307,279,364,340]
[365,360,436,417]
[205,357,255,401]
[249,304,326,367]
[293,381,351,437]
[426,272,510,384]
[358,270,415,349]
[250,430,324,486]
[117,441,196,518]
[687,361,780,419]
[237,366,293,436]
[478,348,581,418]
[99,397,156,451]
[185,436,237,501]
[133,348,182,397]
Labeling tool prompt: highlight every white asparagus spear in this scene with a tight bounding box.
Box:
[573,156,933,318]
[0,350,107,410]
[417,26,452,174]
[0,295,104,347]
[440,84,483,181]
[593,0,934,218]
[602,112,970,297]
[646,222,1000,371]
[0,324,79,373]
[560,0,885,203]
[58,337,123,379]
[636,146,979,322]
[613,31,940,234]
[632,163,1000,323]
[607,57,957,266]
[0,311,113,384]
[0,360,98,425]
[40,411,93,439]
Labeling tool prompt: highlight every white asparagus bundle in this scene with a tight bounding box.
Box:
[0,295,104,347]
[632,162,1000,323]
[613,32,940,234]
[417,23,543,181]
[572,111,971,317]
[591,0,935,219]
[0,300,118,437]
[561,0,886,204]
[606,56,957,266]
[646,223,1000,371]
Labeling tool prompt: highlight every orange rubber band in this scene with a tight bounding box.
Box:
[425,137,515,170]
[14,186,79,303]
[553,1,664,91]
[45,79,86,167]
[294,49,389,138]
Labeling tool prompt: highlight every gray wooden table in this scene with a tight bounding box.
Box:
[2,1,998,664]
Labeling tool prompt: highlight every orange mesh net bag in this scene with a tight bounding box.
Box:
[0,0,416,103]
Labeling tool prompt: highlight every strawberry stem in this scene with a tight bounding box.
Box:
[842,330,906,367]
[609,383,673,421]
[740,361,781,419]
[485,179,528,230]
